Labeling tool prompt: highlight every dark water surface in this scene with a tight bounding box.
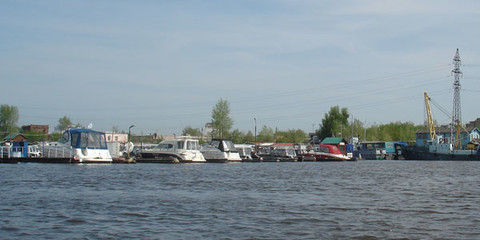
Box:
[1,161,479,239]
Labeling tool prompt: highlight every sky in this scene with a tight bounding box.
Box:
[2,0,480,136]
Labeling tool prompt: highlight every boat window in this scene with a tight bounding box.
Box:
[210,140,220,148]
[158,143,174,149]
[186,141,196,150]
[59,131,70,144]
[79,132,88,148]
[319,146,330,153]
[74,132,108,149]
[88,134,99,148]
[72,132,80,147]
[99,134,107,149]
[223,141,237,151]
[177,141,185,149]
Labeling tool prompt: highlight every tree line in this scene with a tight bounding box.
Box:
[186,100,424,144]
[0,102,424,144]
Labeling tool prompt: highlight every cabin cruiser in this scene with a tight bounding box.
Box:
[201,139,242,162]
[44,128,113,163]
[303,144,352,161]
[259,146,297,162]
[136,138,206,163]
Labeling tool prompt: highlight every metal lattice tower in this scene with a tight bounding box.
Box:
[452,48,463,125]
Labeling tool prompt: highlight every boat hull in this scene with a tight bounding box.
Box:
[136,152,205,163]
[402,146,480,161]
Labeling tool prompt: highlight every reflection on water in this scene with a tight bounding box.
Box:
[1,161,479,239]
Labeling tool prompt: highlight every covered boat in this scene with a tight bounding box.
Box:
[201,139,242,163]
[44,128,112,163]
[136,138,206,163]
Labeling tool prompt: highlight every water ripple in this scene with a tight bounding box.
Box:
[0,161,479,239]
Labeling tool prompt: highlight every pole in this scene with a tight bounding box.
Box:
[128,125,134,158]
[254,118,257,152]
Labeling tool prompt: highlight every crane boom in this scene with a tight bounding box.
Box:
[424,92,436,141]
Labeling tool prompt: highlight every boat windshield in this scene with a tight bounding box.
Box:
[186,140,199,150]
[58,131,69,144]
[158,143,174,149]
[223,140,237,152]
[318,146,330,153]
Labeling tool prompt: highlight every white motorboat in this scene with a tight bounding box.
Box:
[201,139,242,163]
[136,138,206,163]
[44,128,113,163]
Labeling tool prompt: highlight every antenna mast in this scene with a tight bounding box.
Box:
[452,48,463,147]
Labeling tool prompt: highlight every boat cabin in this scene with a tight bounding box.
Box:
[320,137,348,155]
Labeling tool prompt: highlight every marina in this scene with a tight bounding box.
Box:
[3,2,480,239]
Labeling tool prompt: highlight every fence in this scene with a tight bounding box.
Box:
[0,145,73,159]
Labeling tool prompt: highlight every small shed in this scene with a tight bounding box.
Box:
[3,133,28,157]
[3,133,27,142]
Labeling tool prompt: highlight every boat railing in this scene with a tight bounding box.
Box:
[0,145,74,159]
[1,146,11,158]
[42,145,74,158]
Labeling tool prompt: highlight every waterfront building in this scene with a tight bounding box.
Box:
[21,124,49,134]
[415,123,480,149]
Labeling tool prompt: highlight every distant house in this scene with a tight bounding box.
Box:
[203,123,213,139]
[104,132,129,143]
[415,123,480,149]
[21,124,49,134]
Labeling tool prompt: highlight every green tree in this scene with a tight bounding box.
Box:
[257,125,274,142]
[0,104,19,135]
[345,118,365,141]
[243,130,255,143]
[49,132,62,141]
[362,121,422,142]
[230,129,245,143]
[211,98,233,138]
[275,129,308,143]
[182,126,202,137]
[56,116,73,132]
[318,106,349,139]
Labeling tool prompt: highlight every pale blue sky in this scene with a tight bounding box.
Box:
[2,0,480,135]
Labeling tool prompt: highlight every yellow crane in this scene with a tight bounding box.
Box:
[424,92,436,141]
[425,92,462,148]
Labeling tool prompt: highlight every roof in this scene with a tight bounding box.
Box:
[68,128,104,134]
[321,137,346,145]
[3,133,26,141]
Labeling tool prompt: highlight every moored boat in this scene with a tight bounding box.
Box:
[309,144,353,161]
[43,128,113,163]
[201,139,242,163]
[136,138,206,163]
[402,144,480,160]
[403,91,480,161]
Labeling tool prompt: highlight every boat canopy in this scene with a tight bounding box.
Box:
[58,128,108,149]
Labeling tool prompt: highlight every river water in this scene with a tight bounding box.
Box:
[1,161,479,239]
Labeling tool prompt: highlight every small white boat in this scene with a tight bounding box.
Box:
[136,138,206,163]
[201,139,242,163]
[44,128,113,163]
